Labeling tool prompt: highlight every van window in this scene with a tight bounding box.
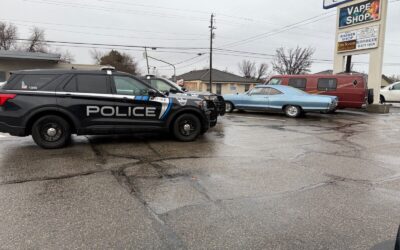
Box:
[288,78,307,90]
[13,74,56,90]
[318,78,337,91]
[269,78,282,85]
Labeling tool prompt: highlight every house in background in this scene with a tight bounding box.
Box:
[175,69,259,95]
[0,51,100,82]
[314,70,394,87]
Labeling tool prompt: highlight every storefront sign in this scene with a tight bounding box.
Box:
[323,0,354,9]
[338,25,379,52]
[339,0,380,28]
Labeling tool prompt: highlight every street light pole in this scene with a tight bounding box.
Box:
[144,47,150,75]
[147,55,177,82]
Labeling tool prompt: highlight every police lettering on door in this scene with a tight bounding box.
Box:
[87,106,157,117]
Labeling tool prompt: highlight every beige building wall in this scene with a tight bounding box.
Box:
[184,81,256,95]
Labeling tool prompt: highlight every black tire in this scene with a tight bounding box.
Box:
[172,113,202,142]
[225,102,234,113]
[380,95,386,104]
[31,115,71,149]
[210,118,217,128]
[284,105,302,118]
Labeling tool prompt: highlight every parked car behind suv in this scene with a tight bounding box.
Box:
[380,82,400,103]
[0,69,213,149]
[140,75,225,127]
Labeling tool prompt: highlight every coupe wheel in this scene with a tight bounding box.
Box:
[225,102,234,113]
[172,113,201,142]
[31,115,71,149]
[284,105,302,118]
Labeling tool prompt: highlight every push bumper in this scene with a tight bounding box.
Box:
[0,122,26,136]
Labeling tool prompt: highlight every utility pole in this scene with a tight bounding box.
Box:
[209,13,216,93]
[144,47,150,74]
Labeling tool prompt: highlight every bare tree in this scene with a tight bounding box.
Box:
[60,50,75,63]
[0,22,17,50]
[389,74,400,82]
[26,27,47,52]
[256,63,269,81]
[90,49,104,64]
[272,46,315,75]
[238,60,256,79]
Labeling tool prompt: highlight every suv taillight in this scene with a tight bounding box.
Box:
[0,94,16,106]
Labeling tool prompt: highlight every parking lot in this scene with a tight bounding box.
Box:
[1,108,400,249]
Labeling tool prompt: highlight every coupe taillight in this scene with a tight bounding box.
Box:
[0,94,16,106]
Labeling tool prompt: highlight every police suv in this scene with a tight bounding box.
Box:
[0,69,213,149]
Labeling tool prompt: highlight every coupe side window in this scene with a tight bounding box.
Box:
[265,88,282,95]
[317,78,337,91]
[288,78,307,90]
[250,88,265,95]
[114,76,149,96]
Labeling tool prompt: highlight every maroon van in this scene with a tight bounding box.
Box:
[268,74,369,109]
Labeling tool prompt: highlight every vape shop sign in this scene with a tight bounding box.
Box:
[338,25,379,52]
[339,0,381,28]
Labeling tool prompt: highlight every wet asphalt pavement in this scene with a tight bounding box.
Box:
[1,108,400,249]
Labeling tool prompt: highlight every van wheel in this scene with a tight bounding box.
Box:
[172,113,201,142]
[380,95,386,104]
[284,105,302,118]
[225,102,234,113]
[31,115,71,149]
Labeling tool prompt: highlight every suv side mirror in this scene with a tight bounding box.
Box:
[148,89,158,97]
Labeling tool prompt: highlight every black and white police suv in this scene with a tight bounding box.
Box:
[140,75,225,127]
[0,69,213,149]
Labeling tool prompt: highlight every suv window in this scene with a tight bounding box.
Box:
[76,75,109,94]
[318,78,337,91]
[13,74,56,90]
[113,76,149,96]
[288,78,307,90]
[150,79,172,92]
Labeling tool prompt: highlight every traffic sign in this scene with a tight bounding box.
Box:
[323,0,354,9]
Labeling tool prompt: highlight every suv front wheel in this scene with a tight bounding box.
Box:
[172,113,201,142]
[31,115,71,149]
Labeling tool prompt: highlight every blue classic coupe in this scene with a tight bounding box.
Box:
[223,85,338,118]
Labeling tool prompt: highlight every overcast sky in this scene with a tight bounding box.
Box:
[2,0,400,77]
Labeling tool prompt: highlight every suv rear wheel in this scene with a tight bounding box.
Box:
[31,115,71,149]
[172,113,201,142]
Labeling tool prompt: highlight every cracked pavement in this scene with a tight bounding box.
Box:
[1,108,400,249]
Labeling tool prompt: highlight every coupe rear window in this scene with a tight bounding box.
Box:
[288,78,307,90]
[318,78,337,91]
[13,74,56,90]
